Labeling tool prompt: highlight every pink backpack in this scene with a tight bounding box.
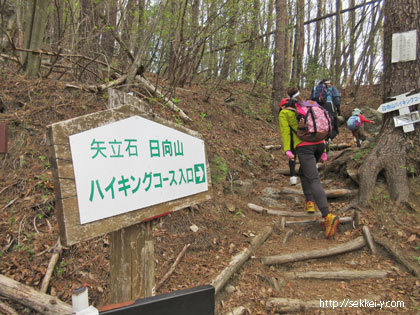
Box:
[294,100,332,142]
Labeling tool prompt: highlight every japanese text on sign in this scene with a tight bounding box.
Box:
[377,92,420,113]
[70,116,208,224]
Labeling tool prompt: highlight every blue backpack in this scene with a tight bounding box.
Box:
[311,83,329,105]
[347,115,361,131]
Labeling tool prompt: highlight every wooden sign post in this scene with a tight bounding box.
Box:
[377,91,420,133]
[48,103,212,304]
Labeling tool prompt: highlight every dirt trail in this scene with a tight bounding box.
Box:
[0,68,419,314]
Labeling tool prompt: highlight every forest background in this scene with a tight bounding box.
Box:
[0,0,420,314]
[0,0,384,97]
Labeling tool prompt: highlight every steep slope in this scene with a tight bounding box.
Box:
[0,67,419,314]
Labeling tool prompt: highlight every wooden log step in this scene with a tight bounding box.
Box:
[261,236,366,265]
[280,187,357,199]
[0,274,72,315]
[283,269,392,280]
[374,237,420,277]
[362,226,377,255]
[211,226,273,295]
[285,216,352,226]
[266,295,382,313]
[248,203,321,218]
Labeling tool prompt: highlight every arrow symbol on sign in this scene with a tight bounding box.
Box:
[196,167,204,182]
[194,164,206,184]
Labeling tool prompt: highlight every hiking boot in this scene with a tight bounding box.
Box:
[289,176,298,185]
[304,201,315,213]
[323,213,339,238]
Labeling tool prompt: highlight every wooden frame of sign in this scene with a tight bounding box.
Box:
[47,104,212,247]
[48,102,212,303]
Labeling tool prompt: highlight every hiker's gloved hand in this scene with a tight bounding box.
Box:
[320,152,328,163]
[285,151,295,160]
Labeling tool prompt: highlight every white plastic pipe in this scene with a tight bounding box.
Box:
[72,285,89,312]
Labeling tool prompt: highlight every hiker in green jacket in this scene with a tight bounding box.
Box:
[279,97,298,185]
[278,87,340,238]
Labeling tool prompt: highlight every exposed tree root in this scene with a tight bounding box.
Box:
[358,119,410,205]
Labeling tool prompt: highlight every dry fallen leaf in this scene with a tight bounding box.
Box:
[407,234,416,242]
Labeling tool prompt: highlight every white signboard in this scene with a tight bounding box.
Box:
[394,111,420,127]
[69,116,208,224]
[377,92,420,113]
[392,30,417,63]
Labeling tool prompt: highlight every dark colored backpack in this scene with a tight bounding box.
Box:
[311,83,329,105]
[293,100,332,142]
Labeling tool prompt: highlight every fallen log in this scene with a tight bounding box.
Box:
[329,143,352,150]
[0,274,72,315]
[211,226,272,295]
[362,226,377,255]
[136,76,192,121]
[280,217,286,229]
[261,236,366,265]
[40,237,62,293]
[0,301,17,315]
[374,237,420,277]
[264,144,282,151]
[282,230,294,245]
[270,277,285,292]
[266,295,382,313]
[66,75,192,122]
[283,269,392,280]
[280,187,357,198]
[266,298,319,313]
[285,216,353,226]
[248,203,321,218]
[155,243,190,292]
[276,169,292,175]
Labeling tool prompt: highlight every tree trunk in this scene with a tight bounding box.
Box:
[167,0,179,83]
[244,0,259,83]
[333,0,342,84]
[291,0,304,86]
[358,0,420,205]
[101,1,117,63]
[126,0,168,86]
[343,4,384,89]
[263,0,275,86]
[313,0,323,58]
[349,0,356,76]
[272,0,288,117]
[220,2,238,80]
[23,0,49,78]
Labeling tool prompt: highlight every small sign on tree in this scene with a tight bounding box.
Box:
[377,91,420,133]
[391,30,417,63]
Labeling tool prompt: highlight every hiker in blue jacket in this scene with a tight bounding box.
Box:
[325,80,341,116]
[311,79,341,140]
